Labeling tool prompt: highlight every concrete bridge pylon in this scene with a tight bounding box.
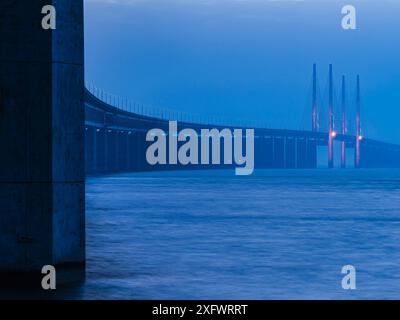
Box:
[0,1,85,284]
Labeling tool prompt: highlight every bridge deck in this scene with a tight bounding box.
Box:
[84,90,400,173]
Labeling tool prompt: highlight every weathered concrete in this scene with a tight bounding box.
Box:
[0,1,85,281]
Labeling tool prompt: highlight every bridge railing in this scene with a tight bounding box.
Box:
[85,82,278,129]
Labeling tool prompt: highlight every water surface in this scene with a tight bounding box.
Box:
[76,169,400,299]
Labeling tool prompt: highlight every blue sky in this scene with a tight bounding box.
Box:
[84,0,400,144]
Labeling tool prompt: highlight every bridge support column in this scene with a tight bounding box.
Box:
[129,132,137,171]
[93,128,98,173]
[98,128,107,173]
[341,76,347,169]
[297,137,307,168]
[0,1,85,283]
[328,64,334,169]
[355,75,361,168]
[267,137,274,168]
[115,131,120,171]
[126,131,131,171]
[306,138,317,168]
[285,137,296,169]
[273,137,285,168]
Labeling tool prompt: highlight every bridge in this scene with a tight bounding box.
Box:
[84,64,400,174]
[1,1,400,285]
